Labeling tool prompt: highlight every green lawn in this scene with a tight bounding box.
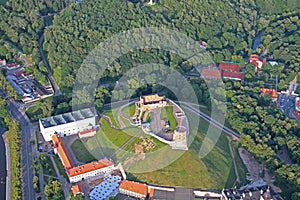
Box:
[40,154,57,177]
[78,119,140,159]
[146,112,153,122]
[130,109,235,190]
[231,140,248,185]
[121,103,136,118]
[100,119,139,146]
[71,139,96,163]
[104,107,120,128]
[67,106,236,189]
[53,156,69,182]
[161,106,177,131]
[26,107,43,122]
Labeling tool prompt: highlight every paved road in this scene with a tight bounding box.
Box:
[180,102,240,138]
[38,33,62,96]
[2,93,36,200]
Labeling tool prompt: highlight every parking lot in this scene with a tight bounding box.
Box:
[277,93,297,118]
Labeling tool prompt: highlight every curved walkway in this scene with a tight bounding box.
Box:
[2,132,10,200]
[229,140,241,184]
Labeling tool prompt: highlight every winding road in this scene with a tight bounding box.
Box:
[38,33,62,96]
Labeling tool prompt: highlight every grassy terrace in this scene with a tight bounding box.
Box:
[71,139,96,163]
[131,109,236,189]
[161,106,177,131]
[103,107,120,128]
[70,104,241,189]
[100,118,138,147]
[121,103,136,118]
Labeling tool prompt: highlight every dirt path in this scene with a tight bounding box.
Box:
[229,140,241,184]
[239,148,281,193]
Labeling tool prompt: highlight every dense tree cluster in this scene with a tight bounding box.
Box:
[0,98,22,200]
[0,0,74,56]
[261,14,300,83]
[44,180,64,200]
[255,0,299,15]
[225,80,300,198]
[0,70,20,99]
[0,0,76,89]
[43,0,258,91]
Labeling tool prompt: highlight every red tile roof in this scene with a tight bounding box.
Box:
[68,159,114,177]
[79,128,96,135]
[120,180,148,196]
[5,63,20,68]
[13,70,24,76]
[294,111,300,119]
[250,54,266,68]
[219,62,240,72]
[222,71,244,80]
[149,188,155,198]
[52,134,74,170]
[52,135,115,180]
[201,68,222,78]
[250,54,259,60]
[260,88,278,98]
[296,99,300,107]
[72,184,84,196]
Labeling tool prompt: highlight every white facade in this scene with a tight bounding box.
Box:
[119,188,147,199]
[39,108,97,141]
[78,129,97,139]
[69,165,115,183]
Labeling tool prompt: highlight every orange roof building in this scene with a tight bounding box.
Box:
[201,68,222,79]
[219,62,240,72]
[71,183,84,196]
[120,180,148,199]
[52,134,73,170]
[260,88,278,99]
[139,94,167,111]
[250,54,266,70]
[52,134,115,183]
[222,71,245,81]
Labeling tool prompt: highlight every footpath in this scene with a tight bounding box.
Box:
[2,132,10,200]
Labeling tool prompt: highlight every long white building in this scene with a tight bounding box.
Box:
[39,108,97,141]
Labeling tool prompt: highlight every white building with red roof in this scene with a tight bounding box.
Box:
[0,59,6,66]
[51,134,115,183]
[119,180,148,199]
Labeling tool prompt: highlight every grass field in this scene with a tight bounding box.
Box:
[40,154,57,177]
[131,109,236,189]
[121,103,136,118]
[53,156,69,182]
[26,107,43,122]
[161,106,177,131]
[104,107,120,128]
[100,119,139,146]
[73,106,239,190]
[78,118,140,159]
[71,139,96,163]
[116,132,167,163]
